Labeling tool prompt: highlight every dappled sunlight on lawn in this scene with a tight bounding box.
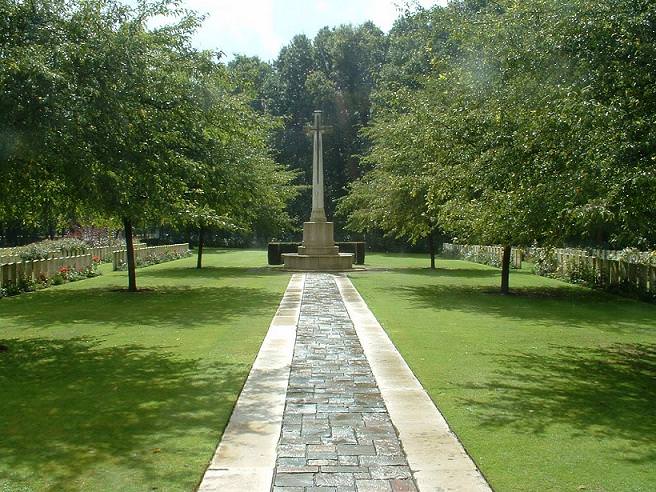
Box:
[0,337,245,490]
[0,249,290,491]
[136,265,283,281]
[350,256,656,492]
[0,285,279,330]
[458,342,656,463]
[395,283,654,334]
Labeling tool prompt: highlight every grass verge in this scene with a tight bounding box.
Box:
[350,253,656,492]
[0,249,289,492]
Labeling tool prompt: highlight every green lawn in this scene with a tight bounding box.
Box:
[350,253,656,492]
[0,250,290,492]
[3,250,654,492]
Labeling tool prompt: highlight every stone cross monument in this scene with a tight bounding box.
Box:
[282,110,354,271]
[309,110,328,223]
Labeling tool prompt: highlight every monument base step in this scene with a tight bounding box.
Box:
[282,253,354,271]
[297,245,339,256]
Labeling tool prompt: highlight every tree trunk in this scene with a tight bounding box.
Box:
[428,231,436,270]
[123,217,137,292]
[196,226,205,269]
[500,244,512,295]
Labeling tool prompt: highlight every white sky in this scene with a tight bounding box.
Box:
[145,0,446,61]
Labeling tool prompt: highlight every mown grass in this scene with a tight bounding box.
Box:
[350,253,656,492]
[3,249,654,491]
[0,249,289,492]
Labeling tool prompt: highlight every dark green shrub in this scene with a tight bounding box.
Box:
[533,248,558,277]
[57,238,87,255]
[18,244,50,261]
[51,274,65,285]
[267,242,301,265]
[565,259,598,287]
[17,275,36,293]
[336,242,366,265]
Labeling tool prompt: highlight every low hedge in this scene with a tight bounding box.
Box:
[268,242,365,265]
[336,242,366,265]
[267,242,301,265]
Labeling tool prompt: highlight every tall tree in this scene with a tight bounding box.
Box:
[2,0,299,288]
[253,24,386,230]
[344,0,656,293]
[60,0,212,291]
[176,88,298,269]
[432,0,656,291]
[0,0,81,243]
[227,55,274,112]
[337,111,441,269]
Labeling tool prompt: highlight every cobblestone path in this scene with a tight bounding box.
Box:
[272,273,418,492]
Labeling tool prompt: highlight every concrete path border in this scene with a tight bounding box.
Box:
[335,275,492,492]
[197,274,304,491]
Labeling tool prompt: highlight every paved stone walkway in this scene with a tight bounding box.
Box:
[272,274,417,492]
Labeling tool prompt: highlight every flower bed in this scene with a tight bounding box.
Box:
[114,244,191,271]
[0,257,101,299]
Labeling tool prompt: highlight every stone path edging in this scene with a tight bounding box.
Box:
[335,275,492,492]
[272,273,418,491]
[197,274,304,492]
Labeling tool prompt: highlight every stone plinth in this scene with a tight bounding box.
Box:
[283,221,353,271]
[283,252,354,271]
[298,221,339,256]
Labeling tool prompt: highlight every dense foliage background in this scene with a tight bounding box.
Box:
[227,0,656,256]
[339,0,656,251]
[2,0,655,259]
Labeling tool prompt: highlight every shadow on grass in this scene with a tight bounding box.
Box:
[459,343,656,463]
[366,252,433,260]
[395,267,501,278]
[397,283,655,333]
[0,285,279,329]
[0,339,217,487]
[0,337,279,490]
[136,265,284,281]
[192,249,230,254]
[353,267,502,280]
